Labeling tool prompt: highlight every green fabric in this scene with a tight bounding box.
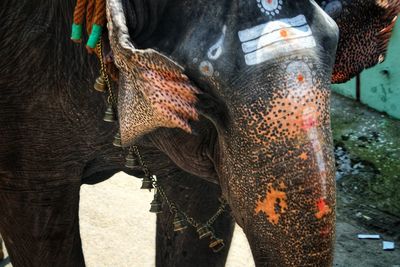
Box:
[71,23,82,41]
[86,24,102,49]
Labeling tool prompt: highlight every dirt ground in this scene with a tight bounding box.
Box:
[1,172,399,267]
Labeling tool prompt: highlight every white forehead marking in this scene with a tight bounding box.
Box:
[286,61,313,96]
[208,25,227,60]
[256,0,283,17]
[242,24,312,53]
[199,61,214,76]
[238,15,306,42]
[302,106,328,196]
[238,15,316,66]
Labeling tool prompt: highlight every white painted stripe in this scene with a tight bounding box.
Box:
[207,25,227,60]
[238,14,307,42]
[244,35,316,66]
[241,24,312,53]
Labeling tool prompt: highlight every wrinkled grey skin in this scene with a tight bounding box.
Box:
[0,236,3,261]
[0,0,398,266]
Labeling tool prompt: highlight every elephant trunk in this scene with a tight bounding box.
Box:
[218,67,336,266]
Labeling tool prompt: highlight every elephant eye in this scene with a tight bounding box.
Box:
[322,1,343,18]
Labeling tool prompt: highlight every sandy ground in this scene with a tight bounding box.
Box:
[1,172,399,267]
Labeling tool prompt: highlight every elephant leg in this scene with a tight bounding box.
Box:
[156,172,234,267]
[0,175,84,267]
[0,234,3,261]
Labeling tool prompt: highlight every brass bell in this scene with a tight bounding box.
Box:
[113,132,122,147]
[103,104,116,123]
[125,149,137,169]
[94,76,106,92]
[149,191,162,213]
[197,225,213,240]
[140,175,154,190]
[209,235,225,253]
[172,213,188,233]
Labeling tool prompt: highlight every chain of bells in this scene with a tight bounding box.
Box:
[92,40,227,253]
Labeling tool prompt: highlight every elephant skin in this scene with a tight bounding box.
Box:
[0,235,3,261]
[0,0,399,267]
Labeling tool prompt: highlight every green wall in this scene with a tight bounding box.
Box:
[332,20,400,119]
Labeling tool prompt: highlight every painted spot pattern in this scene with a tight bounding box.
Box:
[324,0,400,83]
[107,1,200,145]
[221,54,336,266]
[242,58,324,145]
[255,182,288,225]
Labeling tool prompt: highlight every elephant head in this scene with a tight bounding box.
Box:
[106,0,399,266]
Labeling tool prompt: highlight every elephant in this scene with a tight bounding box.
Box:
[0,235,3,261]
[0,0,399,266]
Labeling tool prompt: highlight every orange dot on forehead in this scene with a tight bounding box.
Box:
[267,0,273,3]
[280,29,288,37]
[297,73,304,83]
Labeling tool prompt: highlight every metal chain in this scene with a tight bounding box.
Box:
[131,145,150,177]
[206,199,227,226]
[96,39,117,106]
[182,212,200,228]
[133,145,227,229]
[154,185,177,214]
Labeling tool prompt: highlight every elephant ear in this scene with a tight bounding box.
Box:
[106,0,200,146]
[318,0,400,83]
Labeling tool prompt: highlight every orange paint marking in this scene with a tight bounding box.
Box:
[299,152,308,160]
[255,183,288,225]
[301,114,318,130]
[267,0,273,3]
[280,29,288,38]
[201,66,210,72]
[315,198,332,219]
[297,73,305,83]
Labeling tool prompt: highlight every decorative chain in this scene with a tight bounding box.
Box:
[132,145,227,229]
[131,145,150,178]
[180,198,227,229]
[155,185,178,214]
[206,198,227,226]
[96,39,117,106]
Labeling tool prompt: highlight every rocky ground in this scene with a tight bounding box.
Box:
[1,93,399,266]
